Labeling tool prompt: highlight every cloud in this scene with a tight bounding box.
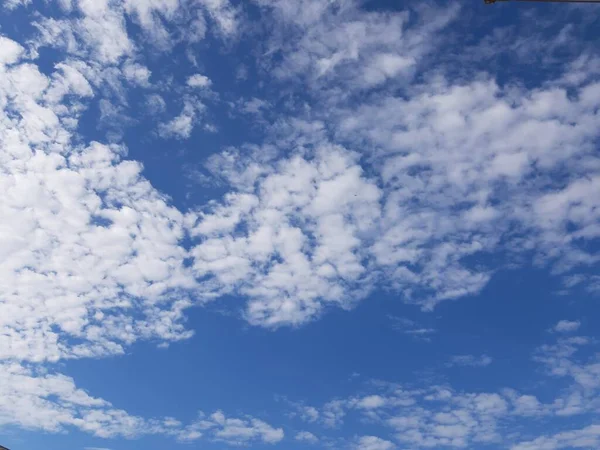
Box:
[32,0,134,64]
[512,425,600,450]
[0,361,284,445]
[447,354,493,368]
[2,1,600,448]
[298,405,320,423]
[187,73,212,88]
[0,40,199,363]
[256,0,458,91]
[181,411,284,445]
[181,2,600,324]
[282,329,600,448]
[355,395,387,410]
[189,144,382,327]
[356,436,395,450]
[158,101,197,139]
[122,61,151,86]
[335,76,600,309]
[0,35,24,65]
[552,320,581,333]
[389,316,435,340]
[0,362,183,438]
[295,431,318,444]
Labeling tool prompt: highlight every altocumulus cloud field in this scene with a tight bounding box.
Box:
[1,0,600,449]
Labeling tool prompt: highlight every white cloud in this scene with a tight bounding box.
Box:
[284,331,600,450]
[297,405,320,423]
[182,411,284,446]
[145,93,167,114]
[187,73,212,88]
[0,36,24,65]
[355,395,387,410]
[257,0,458,91]
[279,334,597,448]
[188,38,600,324]
[356,436,395,450]
[295,430,318,443]
[333,76,600,309]
[158,100,198,139]
[448,354,493,368]
[2,2,600,449]
[240,97,269,115]
[362,53,415,87]
[321,400,346,428]
[553,320,581,333]
[0,44,197,364]
[190,144,381,327]
[389,316,435,340]
[122,61,151,86]
[0,362,284,445]
[512,425,600,450]
[0,362,182,438]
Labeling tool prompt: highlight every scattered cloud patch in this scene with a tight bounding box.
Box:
[448,354,493,368]
[356,436,395,450]
[389,317,436,340]
[187,73,212,88]
[181,411,284,446]
[295,431,318,444]
[552,320,581,333]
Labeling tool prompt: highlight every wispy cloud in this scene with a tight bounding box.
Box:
[447,354,493,368]
[552,320,581,333]
[389,316,435,341]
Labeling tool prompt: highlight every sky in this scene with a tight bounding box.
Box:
[0,0,600,449]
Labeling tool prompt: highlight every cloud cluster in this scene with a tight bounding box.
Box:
[512,425,600,450]
[0,361,182,438]
[0,30,284,447]
[1,0,600,448]
[196,73,600,323]
[284,327,600,448]
[179,410,284,445]
[0,37,202,363]
[256,0,458,91]
[0,361,283,445]
[448,354,493,368]
[189,144,381,326]
[355,435,396,450]
[188,1,600,322]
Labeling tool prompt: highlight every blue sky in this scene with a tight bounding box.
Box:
[1,0,600,449]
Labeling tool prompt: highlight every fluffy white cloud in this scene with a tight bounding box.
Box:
[159,101,197,139]
[189,145,381,326]
[286,331,600,448]
[356,436,395,450]
[0,362,184,438]
[336,77,600,308]
[0,35,24,65]
[0,40,199,363]
[256,0,457,91]
[512,425,600,450]
[2,0,600,447]
[553,320,581,333]
[295,430,318,443]
[122,61,151,86]
[32,0,134,64]
[0,362,284,445]
[181,411,284,445]
[187,73,212,88]
[183,3,600,323]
